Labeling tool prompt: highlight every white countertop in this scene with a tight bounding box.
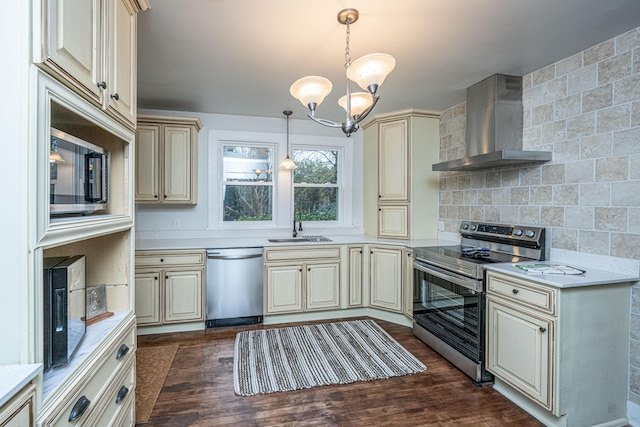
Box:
[135,234,458,251]
[0,363,42,407]
[485,261,639,288]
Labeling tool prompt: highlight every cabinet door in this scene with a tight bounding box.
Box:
[369,247,403,312]
[265,265,303,314]
[106,0,137,126]
[163,126,194,203]
[403,250,414,318]
[134,271,160,325]
[378,119,409,201]
[347,246,363,307]
[306,263,340,311]
[164,269,204,323]
[135,125,161,202]
[41,0,103,103]
[378,205,409,239]
[486,296,553,410]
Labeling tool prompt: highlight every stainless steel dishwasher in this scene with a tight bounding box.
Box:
[206,247,264,327]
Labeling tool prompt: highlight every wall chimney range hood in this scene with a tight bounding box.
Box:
[432,74,552,172]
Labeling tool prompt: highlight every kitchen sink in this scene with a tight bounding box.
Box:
[268,235,332,243]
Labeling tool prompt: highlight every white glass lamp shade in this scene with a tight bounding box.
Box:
[346,53,396,91]
[279,156,297,170]
[290,76,333,108]
[338,92,374,117]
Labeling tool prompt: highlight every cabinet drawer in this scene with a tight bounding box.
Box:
[265,246,340,262]
[85,357,135,427]
[40,319,136,426]
[136,250,205,267]
[0,384,35,427]
[487,271,556,315]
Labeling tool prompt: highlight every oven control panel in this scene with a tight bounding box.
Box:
[460,221,544,244]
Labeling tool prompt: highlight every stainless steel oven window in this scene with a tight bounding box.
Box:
[413,266,482,362]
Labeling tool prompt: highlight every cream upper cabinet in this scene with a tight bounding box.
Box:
[363,109,440,240]
[136,115,203,204]
[369,246,403,313]
[34,0,146,129]
[485,269,631,425]
[378,119,409,201]
[135,250,206,326]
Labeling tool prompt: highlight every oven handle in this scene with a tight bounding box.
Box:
[413,260,481,292]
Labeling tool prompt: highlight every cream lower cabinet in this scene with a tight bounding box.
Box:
[0,384,35,427]
[347,245,364,307]
[403,249,414,319]
[369,246,403,313]
[135,250,205,326]
[38,317,136,426]
[264,246,341,315]
[485,269,631,426]
[136,115,203,204]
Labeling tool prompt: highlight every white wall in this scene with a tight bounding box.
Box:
[135,109,364,239]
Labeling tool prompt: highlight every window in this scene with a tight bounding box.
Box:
[222,145,274,222]
[293,148,339,221]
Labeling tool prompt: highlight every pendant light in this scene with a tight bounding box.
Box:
[279,110,297,169]
[289,8,395,137]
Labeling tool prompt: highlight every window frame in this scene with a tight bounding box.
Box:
[212,133,278,229]
[291,144,344,226]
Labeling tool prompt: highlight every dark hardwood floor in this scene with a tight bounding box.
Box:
[136,318,543,426]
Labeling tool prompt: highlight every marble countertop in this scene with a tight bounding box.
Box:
[485,261,639,288]
[0,363,42,407]
[135,234,459,251]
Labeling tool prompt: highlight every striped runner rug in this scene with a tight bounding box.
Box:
[233,319,426,396]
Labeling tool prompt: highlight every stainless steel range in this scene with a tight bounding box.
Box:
[412,221,546,384]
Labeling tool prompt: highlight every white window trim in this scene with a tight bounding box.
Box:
[209,130,280,229]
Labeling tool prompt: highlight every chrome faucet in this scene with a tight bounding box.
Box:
[293,206,303,237]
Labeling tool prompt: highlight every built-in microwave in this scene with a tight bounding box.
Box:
[43,255,86,370]
[50,128,109,215]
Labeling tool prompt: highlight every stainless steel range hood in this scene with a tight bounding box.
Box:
[432,74,552,171]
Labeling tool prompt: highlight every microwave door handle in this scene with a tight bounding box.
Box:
[413,261,480,292]
[54,288,65,332]
[84,152,102,202]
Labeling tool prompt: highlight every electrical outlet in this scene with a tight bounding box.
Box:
[354,218,361,226]
[438,221,445,231]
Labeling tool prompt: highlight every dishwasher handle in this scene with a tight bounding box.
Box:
[207,253,263,261]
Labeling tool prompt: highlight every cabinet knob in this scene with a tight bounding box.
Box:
[116,344,130,360]
[115,385,129,404]
[160,258,164,262]
[69,396,91,422]
[307,268,310,271]
[164,195,167,198]
[154,195,158,199]
[154,276,158,280]
[97,81,107,89]
[512,289,519,294]
[110,92,120,100]
[299,269,302,272]
[165,275,169,279]
[539,327,547,333]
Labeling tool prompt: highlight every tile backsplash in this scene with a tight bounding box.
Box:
[438,27,640,261]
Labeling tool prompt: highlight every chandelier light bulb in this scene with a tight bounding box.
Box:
[347,53,396,92]
[289,76,333,110]
[338,92,374,117]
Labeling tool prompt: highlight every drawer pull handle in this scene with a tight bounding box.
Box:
[116,385,129,404]
[512,289,519,294]
[539,327,547,333]
[116,344,130,360]
[69,396,91,422]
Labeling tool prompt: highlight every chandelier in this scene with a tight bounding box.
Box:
[289,8,396,137]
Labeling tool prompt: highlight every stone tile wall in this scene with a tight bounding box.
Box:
[438,26,640,403]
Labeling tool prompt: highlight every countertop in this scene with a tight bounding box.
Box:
[135,234,459,251]
[0,363,41,407]
[485,261,639,288]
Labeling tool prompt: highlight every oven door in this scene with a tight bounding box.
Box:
[412,259,484,364]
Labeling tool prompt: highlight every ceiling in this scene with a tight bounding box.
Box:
[137,0,640,122]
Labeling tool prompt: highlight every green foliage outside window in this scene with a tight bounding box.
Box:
[293,149,339,221]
